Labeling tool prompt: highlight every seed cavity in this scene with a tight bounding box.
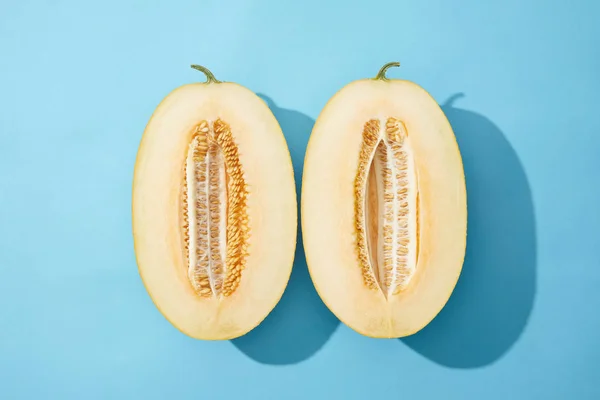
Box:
[354,117,418,298]
[181,119,249,298]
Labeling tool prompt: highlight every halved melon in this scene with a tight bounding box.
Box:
[301,62,467,338]
[132,65,297,340]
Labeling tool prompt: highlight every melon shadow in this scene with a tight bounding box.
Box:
[231,94,339,365]
[401,93,537,368]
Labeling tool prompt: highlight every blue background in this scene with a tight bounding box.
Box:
[1,0,599,399]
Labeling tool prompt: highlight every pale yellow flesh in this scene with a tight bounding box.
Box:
[133,82,297,340]
[301,78,466,338]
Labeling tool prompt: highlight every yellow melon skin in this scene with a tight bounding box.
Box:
[132,67,297,340]
[301,63,467,338]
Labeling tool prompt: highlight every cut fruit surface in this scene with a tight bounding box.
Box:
[301,62,467,338]
[133,65,297,340]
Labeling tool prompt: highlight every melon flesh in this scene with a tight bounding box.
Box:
[301,67,466,338]
[133,72,297,340]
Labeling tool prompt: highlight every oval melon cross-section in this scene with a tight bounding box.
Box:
[133,65,297,340]
[301,62,466,338]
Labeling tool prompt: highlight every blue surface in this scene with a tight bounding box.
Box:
[1,0,599,399]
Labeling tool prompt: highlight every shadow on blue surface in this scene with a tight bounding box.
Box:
[231,94,340,365]
[401,94,537,368]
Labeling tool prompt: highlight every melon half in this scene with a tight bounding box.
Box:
[301,62,467,338]
[132,65,297,340]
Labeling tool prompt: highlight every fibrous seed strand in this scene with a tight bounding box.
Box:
[181,119,249,298]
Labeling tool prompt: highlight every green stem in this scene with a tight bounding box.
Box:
[374,62,400,81]
[190,64,221,83]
